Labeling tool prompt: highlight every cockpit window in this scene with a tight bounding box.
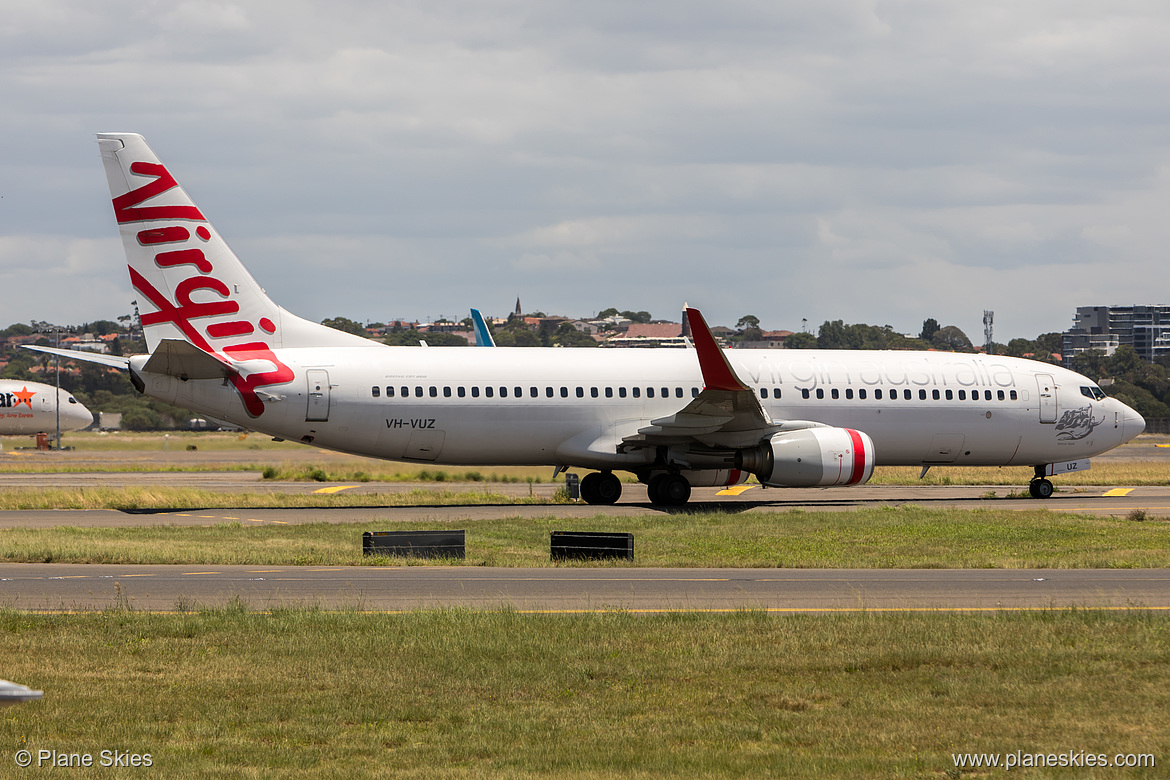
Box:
[1081,386,1106,401]
[67,397,78,404]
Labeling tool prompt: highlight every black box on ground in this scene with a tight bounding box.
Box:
[362,530,466,559]
[550,531,633,561]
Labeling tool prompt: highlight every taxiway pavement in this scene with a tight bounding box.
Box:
[1,563,1167,612]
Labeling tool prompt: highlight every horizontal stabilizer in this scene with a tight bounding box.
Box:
[142,339,235,380]
[22,345,130,370]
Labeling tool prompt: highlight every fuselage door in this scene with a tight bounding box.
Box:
[306,369,331,422]
[1037,373,1056,424]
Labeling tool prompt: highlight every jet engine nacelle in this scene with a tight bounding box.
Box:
[742,427,875,487]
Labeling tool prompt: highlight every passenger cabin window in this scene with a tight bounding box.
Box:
[632,387,640,398]
[485,387,494,398]
[415,386,423,398]
[371,386,380,398]
[1010,390,1018,400]
[386,386,396,398]
[443,387,452,398]
[458,387,466,398]
[619,387,627,398]
[471,387,480,398]
[875,389,883,400]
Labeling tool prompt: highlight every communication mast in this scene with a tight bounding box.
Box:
[983,310,994,355]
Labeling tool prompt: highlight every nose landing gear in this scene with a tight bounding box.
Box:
[1029,465,1054,499]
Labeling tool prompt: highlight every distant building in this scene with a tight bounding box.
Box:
[1063,305,1170,362]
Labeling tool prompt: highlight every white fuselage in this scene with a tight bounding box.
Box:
[0,380,93,436]
[138,345,1144,471]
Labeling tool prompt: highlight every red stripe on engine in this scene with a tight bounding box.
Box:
[726,469,742,486]
[846,429,867,485]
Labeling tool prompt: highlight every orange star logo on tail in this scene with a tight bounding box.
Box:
[12,387,35,408]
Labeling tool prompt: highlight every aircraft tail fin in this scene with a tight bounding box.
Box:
[96,133,371,355]
[470,309,496,347]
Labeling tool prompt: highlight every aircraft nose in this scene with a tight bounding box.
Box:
[1121,403,1145,443]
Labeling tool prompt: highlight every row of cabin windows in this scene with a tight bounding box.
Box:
[800,387,1018,402]
[369,384,1016,402]
[371,385,703,400]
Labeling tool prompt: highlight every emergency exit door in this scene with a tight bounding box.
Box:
[306,369,331,422]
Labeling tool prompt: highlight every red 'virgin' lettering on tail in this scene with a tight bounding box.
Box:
[129,267,294,418]
[113,162,206,224]
[222,343,296,417]
[138,227,190,245]
[130,267,222,354]
[207,321,255,338]
[155,248,213,274]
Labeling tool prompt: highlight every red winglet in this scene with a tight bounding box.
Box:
[686,308,748,391]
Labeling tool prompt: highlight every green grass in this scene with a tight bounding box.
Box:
[0,486,565,511]
[0,608,1165,778]
[1,507,1166,568]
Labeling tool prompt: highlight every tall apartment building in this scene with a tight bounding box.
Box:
[1063,305,1170,362]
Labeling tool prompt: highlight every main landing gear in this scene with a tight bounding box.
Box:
[1029,465,1054,499]
[646,472,691,506]
[579,471,622,505]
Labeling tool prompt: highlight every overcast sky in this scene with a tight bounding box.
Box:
[3,1,1170,342]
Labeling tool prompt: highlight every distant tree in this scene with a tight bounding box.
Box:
[784,332,817,349]
[919,318,940,342]
[0,323,34,338]
[1004,338,1037,357]
[320,317,367,337]
[931,326,973,352]
[1107,345,1143,376]
[736,315,761,331]
[597,308,620,319]
[382,330,468,347]
[620,310,652,324]
[1068,349,1106,381]
[494,329,541,347]
[1035,332,1064,355]
[83,320,123,336]
[551,323,598,347]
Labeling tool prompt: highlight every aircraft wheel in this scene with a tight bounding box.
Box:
[660,474,692,506]
[579,472,600,504]
[647,473,668,505]
[1029,478,1054,499]
[592,471,622,505]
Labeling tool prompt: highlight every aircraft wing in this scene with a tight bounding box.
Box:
[23,345,130,370]
[621,308,790,451]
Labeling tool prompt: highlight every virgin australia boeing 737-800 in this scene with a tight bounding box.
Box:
[29,133,1145,505]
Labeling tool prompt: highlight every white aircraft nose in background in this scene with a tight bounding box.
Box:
[0,380,94,436]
